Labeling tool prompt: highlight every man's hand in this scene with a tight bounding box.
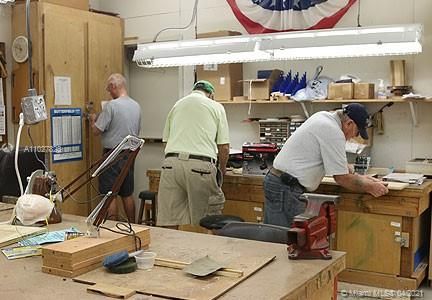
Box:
[89,113,102,136]
[89,113,98,123]
[367,180,389,197]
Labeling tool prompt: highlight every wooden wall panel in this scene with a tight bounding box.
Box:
[43,10,88,216]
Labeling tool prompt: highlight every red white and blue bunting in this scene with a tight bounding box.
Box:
[226,0,357,33]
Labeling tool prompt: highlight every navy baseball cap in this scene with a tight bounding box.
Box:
[344,103,370,140]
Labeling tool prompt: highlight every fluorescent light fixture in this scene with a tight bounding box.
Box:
[0,0,15,4]
[133,24,422,68]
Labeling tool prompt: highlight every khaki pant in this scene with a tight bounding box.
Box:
[157,156,225,226]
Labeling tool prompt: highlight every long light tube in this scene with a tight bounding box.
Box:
[133,24,422,68]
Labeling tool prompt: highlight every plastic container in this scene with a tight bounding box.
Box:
[135,252,156,270]
[377,79,387,99]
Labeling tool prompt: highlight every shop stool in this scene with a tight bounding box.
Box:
[137,190,157,226]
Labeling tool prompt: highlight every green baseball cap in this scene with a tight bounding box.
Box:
[193,80,215,94]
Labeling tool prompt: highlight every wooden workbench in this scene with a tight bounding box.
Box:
[147,169,432,290]
[0,213,345,300]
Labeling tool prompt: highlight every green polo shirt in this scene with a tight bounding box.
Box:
[163,91,230,160]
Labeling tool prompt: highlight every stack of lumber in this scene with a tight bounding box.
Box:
[42,225,150,277]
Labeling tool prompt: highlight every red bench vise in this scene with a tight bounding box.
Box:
[287,193,340,260]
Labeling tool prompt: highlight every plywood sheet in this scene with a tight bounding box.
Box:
[321,176,409,190]
[74,254,275,300]
[0,224,46,248]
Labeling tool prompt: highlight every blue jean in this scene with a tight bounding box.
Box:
[263,172,306,227]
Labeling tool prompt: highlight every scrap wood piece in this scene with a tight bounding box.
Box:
[87,283,136,299]
[155,257,244,278]
[0,224,46,248]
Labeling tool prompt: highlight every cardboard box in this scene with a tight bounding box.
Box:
[354,83,375,99]
[196,31,243,101]
[327,83,354,100]
[16,0,89,10]
[245,69,283,100]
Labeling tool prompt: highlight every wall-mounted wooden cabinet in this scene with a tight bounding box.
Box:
[12,2,123,216]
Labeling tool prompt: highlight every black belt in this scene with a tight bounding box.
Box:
[165,153,216,164]
[269,168,305,191]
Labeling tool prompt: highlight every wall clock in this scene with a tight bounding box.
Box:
[12,35,29,63]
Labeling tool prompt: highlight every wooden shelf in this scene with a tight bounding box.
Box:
[218,98,432,104]
[218,98,432,126]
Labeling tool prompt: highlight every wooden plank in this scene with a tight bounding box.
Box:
[43,242,149,271]
[42,262,101,278]
[336,211,402,275]
[87,283,136,299]
[339,269,419,290]
[321,176,409,190]
[335,194,420,217]
[155,257,245,278]
[0,224,46,248]
[42,226,150,275]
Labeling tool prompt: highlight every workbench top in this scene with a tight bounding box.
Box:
[147,169,432,196]
[0,213,345,300]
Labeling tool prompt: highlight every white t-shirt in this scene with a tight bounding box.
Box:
[273,111,348,191]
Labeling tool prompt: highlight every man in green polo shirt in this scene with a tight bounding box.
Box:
[157,80,230,229]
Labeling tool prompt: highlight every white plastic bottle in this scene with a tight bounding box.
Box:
[377,79,387,99]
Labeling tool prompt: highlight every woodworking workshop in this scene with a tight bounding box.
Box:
[1,0,432,299]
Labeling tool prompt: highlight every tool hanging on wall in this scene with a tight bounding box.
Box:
[371,102,394,135]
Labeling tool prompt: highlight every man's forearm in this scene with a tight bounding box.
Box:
[333,173,389,197]
[217,144,229,174]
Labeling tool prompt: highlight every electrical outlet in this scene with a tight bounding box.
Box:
[21,95,48,124]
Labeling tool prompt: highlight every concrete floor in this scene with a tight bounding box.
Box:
[338,281,432,299]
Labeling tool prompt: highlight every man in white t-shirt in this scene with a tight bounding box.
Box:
[264,103,389,227]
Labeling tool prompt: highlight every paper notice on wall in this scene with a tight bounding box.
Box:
[0,105,5,135]
[0,80,4,105]
[51,108,83,163]
[54,76,72,105]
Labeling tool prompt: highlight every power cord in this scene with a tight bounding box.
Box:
[152,0,199,42]
[27,126,48,171]
[99,214,142,251]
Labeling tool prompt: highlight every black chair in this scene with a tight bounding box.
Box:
[216,221,290,244]
[0,149,46,199]
[199,214,244,230]
[137,190,157,225]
